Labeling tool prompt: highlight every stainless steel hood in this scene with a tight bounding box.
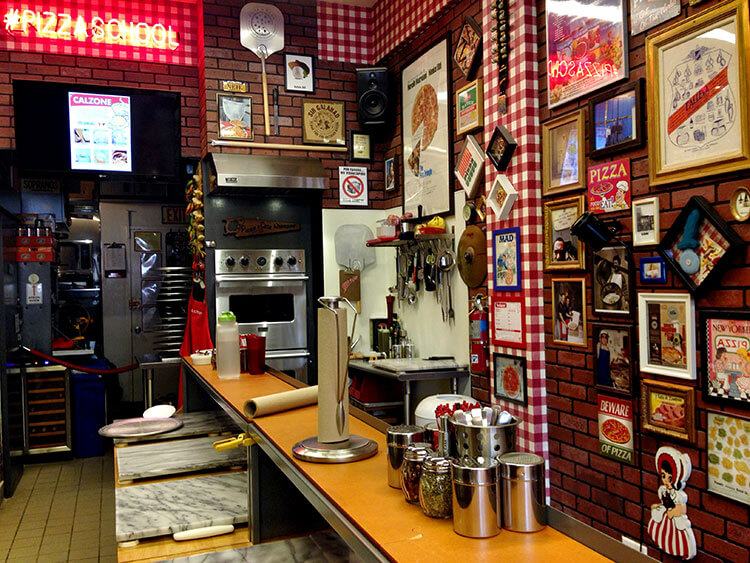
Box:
[208,153,327,190]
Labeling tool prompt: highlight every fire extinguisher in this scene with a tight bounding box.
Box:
[469,294,489,376]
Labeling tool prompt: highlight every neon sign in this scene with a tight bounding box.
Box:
[3,7,180,50]
[548,59,619,81]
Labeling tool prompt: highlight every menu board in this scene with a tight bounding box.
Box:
[69,92,132,172]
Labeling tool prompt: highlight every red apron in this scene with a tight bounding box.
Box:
[178,294,213,408]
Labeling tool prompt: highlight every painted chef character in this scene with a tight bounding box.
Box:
[648,447,697,560]
[612,181,629,210]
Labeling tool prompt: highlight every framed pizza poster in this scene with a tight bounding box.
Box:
[598,395,635,465]
[494,353,527,406]
[707,411,750,506]
[492,297,525,348]
[700,310,750,408]
[401,38,452,219]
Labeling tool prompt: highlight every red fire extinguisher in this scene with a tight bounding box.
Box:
[469,294,489,376]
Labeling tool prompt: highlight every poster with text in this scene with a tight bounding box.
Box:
[338,167,368,207]
[588,158,631,213]
[705,316,750,406]
[69,92,132,172]
[493,298,524,348]
[598,395,634,465]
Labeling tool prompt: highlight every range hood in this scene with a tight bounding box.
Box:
[208,153,327,190]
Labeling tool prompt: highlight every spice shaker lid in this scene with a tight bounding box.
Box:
[403,443,431,461]
[386,425,425,446]
[498,452,545,480]
[451,458,500,485]
[422,455,451,473]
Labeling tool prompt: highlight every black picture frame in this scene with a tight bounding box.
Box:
[657,196,745,295]
[593,323,634,396]
[587,79,644,160]
[487,125,517,172]
[349,130,371,162]
[493,353,527,406]
[639,256,667,284]
[592,245,633,316]
[454,15,482,80]
[283,53,315,94]
[699,309,750,409]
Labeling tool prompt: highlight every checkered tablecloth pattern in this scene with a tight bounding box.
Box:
[372,0,451,63]
[0,0,197,65]
[316,1,372,65]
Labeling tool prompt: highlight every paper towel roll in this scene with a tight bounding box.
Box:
[243,386,318,418]
[318,304,349,443]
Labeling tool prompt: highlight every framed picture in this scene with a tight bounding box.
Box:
[598,395,635,465]
[641,379,696,442]
[402,38,452,219]
[593,323,633,395]
[657,196,744,295]
[630,0,680,36]
[700,310,750,407]
[456,79,483,135]
[592,246,631,315]
[646,0,750,185]
[640,256,667,284]
[543,195,586,271]
[284,54,314,93]
[707,412,750,506]
[492,297,525,348]
[302,99,345,146]
[637,292,696,380]
[587,158,631,214]
[349,131,371,162]
[588,80,644,159]
[493,353,527,406]
[730,186,750,222]
[551,278,587,347]
[546,0,628,108]
[454,15,482,79]
[493,227,521,291]
[454,135,485,199]
[385,157,397,192]
[486,125,517,172]
[216,93,253,140]
[487,175,518,221]
[542,111,586,195]
[632,196,660,246]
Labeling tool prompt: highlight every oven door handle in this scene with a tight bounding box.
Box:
[216,275,309,283]
[265,351,311,359]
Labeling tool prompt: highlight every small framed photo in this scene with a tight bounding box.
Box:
[637,292,696,380]
[587,80,644,159]
[487,175,518,221]
[639,256,667,284]
[543,195,585,271]
[632,196,660,247]
[593,323,633,396]
[657,196,744,295]
[284,54,314,93]
[542,110,585,196]
[454,15,482,79]
[700,310,750,408]
[385,157,397,192]
[493,227,521,291]
[302,99,345,146]
[707,412,750,506]
[730,186,750,222]
[455,79,483,136]
[493,353,527,406]
[486,125,517,172]
[216,93,253,140]
[641,379,696,442]
[592,246,631,316]
[551,277,587,347]
[454,135,485,199]
[349,130,371,162]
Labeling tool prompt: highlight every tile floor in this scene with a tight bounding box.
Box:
[0,456,116,562]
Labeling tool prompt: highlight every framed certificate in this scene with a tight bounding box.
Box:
[302,99,345,146]
[492,297,525,348]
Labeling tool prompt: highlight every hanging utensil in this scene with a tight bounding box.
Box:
[273,86,280,136]
[240,3,284,136]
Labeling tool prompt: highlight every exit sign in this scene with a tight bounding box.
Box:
[162,206,187,225]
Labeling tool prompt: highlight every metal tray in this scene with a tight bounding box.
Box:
[98,417,183,438]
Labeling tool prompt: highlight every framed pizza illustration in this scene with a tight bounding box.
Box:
[493,353,527,406]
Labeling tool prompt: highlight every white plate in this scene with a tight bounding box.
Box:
[143,405,176,419]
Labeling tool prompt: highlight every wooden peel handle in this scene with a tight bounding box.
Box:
[261,56,271,136]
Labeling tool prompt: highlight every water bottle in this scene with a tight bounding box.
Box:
[216,311,241,379]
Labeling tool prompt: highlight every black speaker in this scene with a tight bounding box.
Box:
[357,67,389,126]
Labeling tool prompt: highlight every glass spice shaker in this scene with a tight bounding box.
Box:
[400,443,431,504]
[419,455,453,519]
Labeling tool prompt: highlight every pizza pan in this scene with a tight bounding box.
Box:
[98,417,183,438]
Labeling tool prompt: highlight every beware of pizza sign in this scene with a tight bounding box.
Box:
[598,394,635,465]
[339,166,368,207]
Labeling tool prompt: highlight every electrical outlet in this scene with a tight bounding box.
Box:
[622,536,641,551]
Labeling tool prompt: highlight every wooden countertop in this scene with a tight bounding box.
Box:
[183,359,610,562]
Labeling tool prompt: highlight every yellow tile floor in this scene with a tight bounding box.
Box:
[0,456,116,562]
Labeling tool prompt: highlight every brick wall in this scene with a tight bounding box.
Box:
[538,0,750,560]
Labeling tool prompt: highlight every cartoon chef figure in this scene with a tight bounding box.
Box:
[612,181,629,210]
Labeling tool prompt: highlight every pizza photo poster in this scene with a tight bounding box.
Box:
[707,412,750,506]
[598,395,635,465]
[401,39,451,218]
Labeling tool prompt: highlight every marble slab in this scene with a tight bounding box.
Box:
[113,411,239,445]
[116,472,247,542]
[116,436,246,482]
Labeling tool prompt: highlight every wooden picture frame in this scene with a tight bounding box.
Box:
[593,323,634,396]
[588,79,644,159]
[493,353,527,406]
[216,93,253,141]
[641,379,696,442]
[284,54,315,93]
[301,99,345,146]
[592,245,632,316]
[542,110,586,195]
[646,0,750,185]
[454,15,482,79]
[493,227,521,291]
[349,130,371,162]
[486,125,517,172]
[707,411,750,506]
[551,277,588,347]
[455,79,483,135]
[639,256,667,284]
[700,310,750,408]
[632,196,660,247]
[543,195,586,271]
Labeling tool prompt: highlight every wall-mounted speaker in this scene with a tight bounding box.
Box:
[357,67,389,126]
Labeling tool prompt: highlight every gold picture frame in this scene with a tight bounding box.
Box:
[543,195,586,270]
[542,110,585,196]
[641,379,696,442]
[301,98,346,146]
[646,0,750,186]
[216,93,253,141]
[455,79,483,136]
[551,277,588,347]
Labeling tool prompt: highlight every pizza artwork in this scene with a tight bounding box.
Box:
[411,84,439,149]
[502,366,520,398]
[601,418,631,444]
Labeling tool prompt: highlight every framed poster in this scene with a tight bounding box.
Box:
[487,175,518,221]
[454,135,485,199]
[284,54,314,93]
[551,278,587,347]
[641,379,696,442]
[646,0,750,185]
[349,131,371,162]
[487,125,517,172]
[454,15,482,79]
[598,395,635,464]
[592,245,631,315]
[632,196,660,246]
[700,310,750,407]
[593,323,633,395]
[492,297,525,348]
[494,354,527,406]
[587,158,631,214]
[402,38,452,219]
[588,80,644,159]
[640,256,667,284]
[385,157,397,192]
[637,292,696,379]
[543,195,586,271]
[493,228,521,291]
[630,0,680,36]
[216,93,253,140]
[302,99,345,146]
[707,412,750,506]
[456,79,483,135]
[546,0,628,108]
[542,111,586,196]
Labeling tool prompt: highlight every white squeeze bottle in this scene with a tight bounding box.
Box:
[216,311,241,379]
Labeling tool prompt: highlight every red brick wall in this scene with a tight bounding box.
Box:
[538,0,750,560]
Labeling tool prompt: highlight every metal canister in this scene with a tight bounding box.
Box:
[386,425,424,489]
[451,460,500,538]
[498,452,546,532]
[400,443,431,504]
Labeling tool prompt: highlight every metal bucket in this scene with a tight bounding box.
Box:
[447,418,519,465]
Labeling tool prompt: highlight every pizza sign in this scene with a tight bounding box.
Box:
[587,158,630,214]
[598,394,635,465]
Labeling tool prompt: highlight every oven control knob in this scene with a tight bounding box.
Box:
[256,256,267,267]
[240,256,249,266]
[287,256,297,266]
[225,256,235,267]
[274,257,284,267]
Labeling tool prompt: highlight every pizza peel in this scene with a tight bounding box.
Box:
[457,225,487,288]
[240,3,284,136]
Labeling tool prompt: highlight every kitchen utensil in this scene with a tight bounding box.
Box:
[273,86,279,135]
[173,525,235,541]
[334,224,375,271]
[143,404,176,419]
[98,417,183,438]
[452,460,501,538]
[457,226,488,288]
[498,452,547,532]
[386,425,425,488]
[240,3,284,136]
[447,417,519,465]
